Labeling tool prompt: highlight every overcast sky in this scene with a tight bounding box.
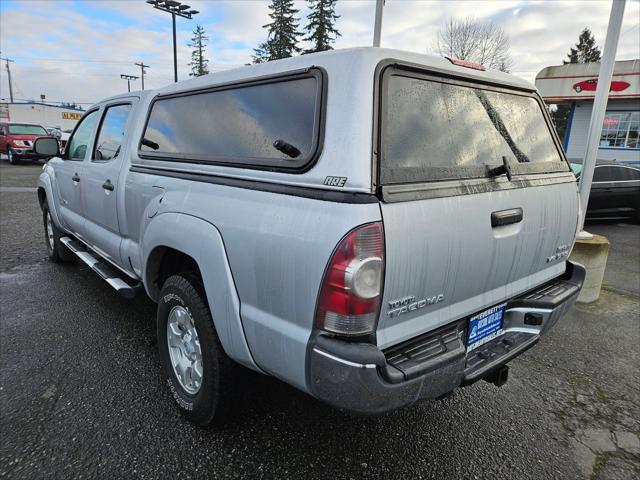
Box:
[0,0,638,107]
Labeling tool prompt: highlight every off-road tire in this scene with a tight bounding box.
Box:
[157,274,234,426]
[42,200,75,263]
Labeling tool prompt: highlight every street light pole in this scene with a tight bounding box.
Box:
[146,1,199,83]
[172,12,178,83]
[373,0,385,47]
[577,0,626,238]
[120,74,139,93]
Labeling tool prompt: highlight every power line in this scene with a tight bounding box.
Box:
[1,97,95,105]
[7,55,235,70]
[8,55,170,66]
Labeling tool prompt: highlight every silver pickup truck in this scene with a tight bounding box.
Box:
[35,47,585,426]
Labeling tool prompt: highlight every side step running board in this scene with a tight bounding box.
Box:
[60,237,141,299]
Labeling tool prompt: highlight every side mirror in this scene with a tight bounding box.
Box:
[33,136,60,157]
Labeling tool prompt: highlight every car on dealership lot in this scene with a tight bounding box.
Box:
[0,122,50,164]
[571,162,640,221]
[45,126,71,153]
[34,47,584,426]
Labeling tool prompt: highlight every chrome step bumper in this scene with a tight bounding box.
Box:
[307,261,585,414]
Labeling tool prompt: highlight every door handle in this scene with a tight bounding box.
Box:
[491,207,523,227]
[72,173,80,183]
[102,180,115,191]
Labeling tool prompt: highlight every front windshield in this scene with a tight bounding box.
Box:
[9,124,48,135]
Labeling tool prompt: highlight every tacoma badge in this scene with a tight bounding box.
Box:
[388,294,444,318]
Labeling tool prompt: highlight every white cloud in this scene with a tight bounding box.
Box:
[0,0,638,105]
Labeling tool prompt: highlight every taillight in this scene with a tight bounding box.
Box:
[315,222,385,336]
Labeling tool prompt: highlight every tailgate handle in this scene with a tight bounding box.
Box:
[491,208,523,227]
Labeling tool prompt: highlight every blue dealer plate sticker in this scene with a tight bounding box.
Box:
[466,303,507,351]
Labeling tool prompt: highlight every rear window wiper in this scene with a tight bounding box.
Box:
[273,139,301,159]
[474,91,530,164]
[487,156,513,181]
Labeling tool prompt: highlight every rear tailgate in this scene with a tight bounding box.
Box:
[375,65,579,349]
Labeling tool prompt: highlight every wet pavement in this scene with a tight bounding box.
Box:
[1,161,638,479]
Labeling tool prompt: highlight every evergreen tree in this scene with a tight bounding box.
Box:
[549,104,571,142]
[564,28,602,64]
[551,28,601,141]
[253,0,302,63]
[188,25,210,77]
[303,0,340,54]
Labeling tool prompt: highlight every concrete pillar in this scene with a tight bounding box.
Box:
[569,235,610,303]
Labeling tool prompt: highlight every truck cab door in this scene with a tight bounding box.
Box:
[54,109,100,237]
[81,101,135,265]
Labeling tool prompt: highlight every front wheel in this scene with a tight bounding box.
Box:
[7,148,20,165]
[157,274,233,426]
[575,85,582,93]
[42,201,74,263]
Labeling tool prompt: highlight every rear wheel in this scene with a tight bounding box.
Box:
[157,274,233,426]
[42,201,74,263]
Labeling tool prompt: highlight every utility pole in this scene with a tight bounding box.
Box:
[577,0,626,238]
[373,0,385,47]
[146,0,199,83]
[0,57,14,102]
[120,74,139,93]
[135,62,150,90]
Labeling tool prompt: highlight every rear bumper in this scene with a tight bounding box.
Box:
[307,261,585,414]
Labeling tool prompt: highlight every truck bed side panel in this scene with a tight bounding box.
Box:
[136,175,381,392]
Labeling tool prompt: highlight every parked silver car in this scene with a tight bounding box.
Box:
[35,47,584,426]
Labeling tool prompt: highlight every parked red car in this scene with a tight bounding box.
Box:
[573,78,631,93]
[0,122,51,164]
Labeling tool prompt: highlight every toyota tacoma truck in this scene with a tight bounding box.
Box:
[35,47,585,426]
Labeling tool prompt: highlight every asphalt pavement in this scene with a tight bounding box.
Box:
[1,161,639,479]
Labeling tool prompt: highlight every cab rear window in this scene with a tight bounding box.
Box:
[139,70,323,171]
[380,70,567,184]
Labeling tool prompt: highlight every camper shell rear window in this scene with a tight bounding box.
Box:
[378,66,568,185]
[139,68,324,172]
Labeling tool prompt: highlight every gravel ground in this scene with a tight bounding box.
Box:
[0,161,638,479]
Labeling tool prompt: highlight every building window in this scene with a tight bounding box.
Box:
[600,111,639,149]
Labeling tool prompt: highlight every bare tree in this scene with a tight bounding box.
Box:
[435,18,514,72]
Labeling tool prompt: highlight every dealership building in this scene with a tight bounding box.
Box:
[0,102,84,131]
[535,59,640,165]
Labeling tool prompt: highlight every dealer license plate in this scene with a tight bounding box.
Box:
[466,303,507,351]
